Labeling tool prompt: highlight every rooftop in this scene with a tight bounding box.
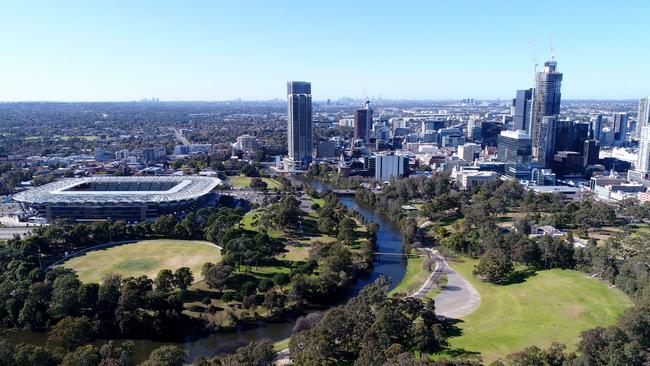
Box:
[13,176,221,205]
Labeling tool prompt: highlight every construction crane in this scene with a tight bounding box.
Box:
[548,34,556,61]
[528,40,539,75]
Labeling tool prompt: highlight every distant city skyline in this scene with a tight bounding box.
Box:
[1,1,649,101]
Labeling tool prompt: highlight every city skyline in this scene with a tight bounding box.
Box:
[1,1,649,101]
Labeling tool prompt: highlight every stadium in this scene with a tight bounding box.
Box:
[13,176,221,223]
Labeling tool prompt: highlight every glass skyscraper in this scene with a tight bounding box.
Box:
[513,88,533,134]
[287,81,313,168]
[531,61,562,160]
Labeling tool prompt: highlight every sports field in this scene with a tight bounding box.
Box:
[446,257,631,362]
[227,175,281,189]
[59,240,222,283]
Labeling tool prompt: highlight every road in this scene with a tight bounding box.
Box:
[0,227,34,240]
[171,128,190,145]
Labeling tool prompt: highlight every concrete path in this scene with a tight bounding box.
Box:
[411,248,444,297]
[430,250,481,319]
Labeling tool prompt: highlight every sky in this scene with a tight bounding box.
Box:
[1,0,648,101]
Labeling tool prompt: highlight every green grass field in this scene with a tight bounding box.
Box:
[60,240,222,283]
[445,257,632,362]
[227,175,281,189]
[390,256,428,295]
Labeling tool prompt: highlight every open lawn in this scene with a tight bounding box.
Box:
[60,240,222,283]
[390,256,428,296]
[444,257,632,362]
[227,175,281,189]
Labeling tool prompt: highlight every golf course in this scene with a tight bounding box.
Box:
[445,257,632,362]
[59,239,222,283]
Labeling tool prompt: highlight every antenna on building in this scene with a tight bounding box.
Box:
[548,34,556,61]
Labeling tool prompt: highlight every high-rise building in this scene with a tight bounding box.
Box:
[375,152,409,181]
[555,120,589,153]
[531,60,563,159]
[637,97,650,138]
[513,88,533,134]
[600,126,614,146]
[591,114,604,141]
[458,143,482,163]
[497,130,532,165]
[537,116,558,169]
[286,81,312,169]
[583,139,600,167]
[497,130,532,179]
[613,112,628,144]
[354,101,373,141]
[637,126,650,173]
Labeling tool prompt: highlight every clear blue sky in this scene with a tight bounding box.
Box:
[1,0,648,101]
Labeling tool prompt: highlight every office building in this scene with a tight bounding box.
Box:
[115,149,130,160]
[375,152,409,181]
[286,81,313,169]
[316,140,337,158]
[497,130,532,164]
[497,130,532,179]
[552,151,583,178]
[554,120,589,153]
[613,113,628,144]
[513,88,533,133]
[354,101,373,141]
[422,119,445,134]
[537,116,557,169]
[583,139,600,167]
[236,135,258,151]
[637,126,650,173]
[591,114,604,141]
[458,143,482,163]
[600,127,615,146]
[531,60,563,159]
[637,97,650,138]
[454,170,498,189]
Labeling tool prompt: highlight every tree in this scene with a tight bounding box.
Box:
[152,215,177,237]
[0,339,14,366]
[77,283,99,314]
[249,177,268,191]
[474,248,514,284]
[99,341,134,366]
[212,340,275,366]
[140,345,186,366]
[46,316,95,351]
[14,344,54,366]
[154,269,175,293]
[173,267,193,290]
[49,273,81,319]
[61,345,101,366]
[337,217,356,245]
[201,263,233,292]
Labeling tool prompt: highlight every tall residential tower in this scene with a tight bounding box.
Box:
[354,100,373,141]
[638,97,650,138]
[531,60,563,160]
[286,81,313,170]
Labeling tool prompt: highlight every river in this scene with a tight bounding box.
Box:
[8,180,407,363]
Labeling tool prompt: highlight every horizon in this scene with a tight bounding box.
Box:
[2,1,649,101]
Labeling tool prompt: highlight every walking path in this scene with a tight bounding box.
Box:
[429,249,481,319]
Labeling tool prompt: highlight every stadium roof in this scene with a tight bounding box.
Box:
[13,176,221,205]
